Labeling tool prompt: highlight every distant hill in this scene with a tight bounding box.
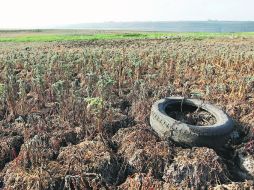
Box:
[61,21,254,32]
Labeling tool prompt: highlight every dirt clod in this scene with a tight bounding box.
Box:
[57,140,124,186]
[113,126,174,179]
[163,147,230,188]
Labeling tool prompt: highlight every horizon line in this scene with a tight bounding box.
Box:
[1,20,254,30]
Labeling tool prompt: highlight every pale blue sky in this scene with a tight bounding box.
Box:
[0,0,253,28]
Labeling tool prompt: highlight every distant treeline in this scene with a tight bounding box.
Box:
[0,29,43,33]
[65,21,254,32]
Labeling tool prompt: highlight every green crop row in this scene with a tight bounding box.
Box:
[1,32,254,42]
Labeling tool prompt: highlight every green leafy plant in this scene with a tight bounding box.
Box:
[84,97,104,133]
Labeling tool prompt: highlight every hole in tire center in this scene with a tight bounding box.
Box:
[165,102,217,126]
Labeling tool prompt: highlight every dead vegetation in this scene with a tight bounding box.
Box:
[163,147,230,188]
[112,125,174,179]
[0,38,253,189]
[166,103,217,126]
[213,181,254,190]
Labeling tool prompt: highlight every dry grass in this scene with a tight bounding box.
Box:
[0,38,253,189]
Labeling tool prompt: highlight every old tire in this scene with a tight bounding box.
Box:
[150,97,234,147]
